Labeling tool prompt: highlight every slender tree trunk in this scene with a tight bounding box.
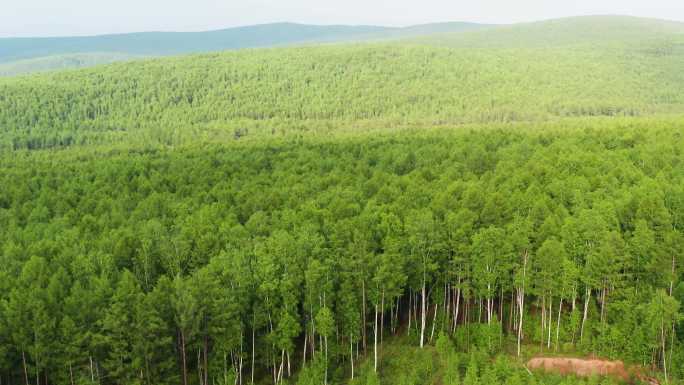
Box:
[324,334,329,385]
[278,349,284,381]
[69,363,74,385]
[362,279,367,352]
[453,284,461,334]
[548,297,553,348]
[251,322,255,385]
[395,295,400,334]
[302,330,307,365]
[486,283,492,324]
[430,303,438,343]
[661,320,668,384]
[478,297,483,324]
[509,289,515,332]
[180,331,188,385]
[239,344,244,385]
[310,304,316,358]
[22,350,29,385]
[350,336,354,379]
[517,287,525,357]
[556,297,563,350]
[540,296,545,350]
[499,286,504,326]
[408,289,412,336]
[420,270,427,348]
[380,289,385,344]
[581,288,590,342]
[374,304,378,372]
[600,285,607,324]
[89,356,95,384]
[517,250,527,357]
[445,282,451,332]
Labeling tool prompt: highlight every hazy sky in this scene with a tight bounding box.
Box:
[2,0,683,37]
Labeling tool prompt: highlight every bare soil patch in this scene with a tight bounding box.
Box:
[526,357,658,384]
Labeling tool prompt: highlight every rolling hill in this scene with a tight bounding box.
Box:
[0,21,489,75]
[0,52,146,76]
[416,15,684,48]
[1,15,683,150]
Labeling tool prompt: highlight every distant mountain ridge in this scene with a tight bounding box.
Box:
[415,15,684,48]
[4,15,684,76]
[0,21,489,63]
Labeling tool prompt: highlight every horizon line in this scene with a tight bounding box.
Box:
[1,13,682,39]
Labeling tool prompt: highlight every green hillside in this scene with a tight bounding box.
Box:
[1,16,684,150]
[417,15,684,48]
[0,52,146,76]
[0,15,683,385]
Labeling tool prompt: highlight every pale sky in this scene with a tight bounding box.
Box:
[1,0,683,37]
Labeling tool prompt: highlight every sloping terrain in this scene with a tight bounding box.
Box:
[416,15,684,48]
[0,52,146,76]
[0,21,489,74]
[1,16,684,150]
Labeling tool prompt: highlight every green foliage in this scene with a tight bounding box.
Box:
[463,354,480,385]
[0,15,683,385]
[2,17,684,150]
[296,357,326,385]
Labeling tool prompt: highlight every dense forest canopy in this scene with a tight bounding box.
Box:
[2,31,684,150]
[0,15,683,385]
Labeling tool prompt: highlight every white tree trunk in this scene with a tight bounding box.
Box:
[430,303,438,343]
[581,288,590,342]
[547,297,553,349]
[374,304,378,372]
[453,285,461,334]
[517,288,525,357]
[556,297,563,350]
[350,337,354,379]
[420,279,426,348]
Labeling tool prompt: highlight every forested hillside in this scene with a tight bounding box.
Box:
[2,37,684,150]
[0,15,683,385]
[416,15,684,48]
[0,53,146,77]
[0,22,488,75]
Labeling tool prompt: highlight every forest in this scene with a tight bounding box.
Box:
[0,15,683,385]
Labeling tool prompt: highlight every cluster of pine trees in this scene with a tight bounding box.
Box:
[1,121,682,384]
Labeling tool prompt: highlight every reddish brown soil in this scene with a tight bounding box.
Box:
[526,357,659,384]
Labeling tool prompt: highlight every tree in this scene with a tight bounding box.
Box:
[647,290,681,383]
[171,275,202,385]
[507,217,532,356]
[315,307,334,385]
[472,226,511,325]
[405,209,441,348]
[98,270,141,384]
[534,238,564,349]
